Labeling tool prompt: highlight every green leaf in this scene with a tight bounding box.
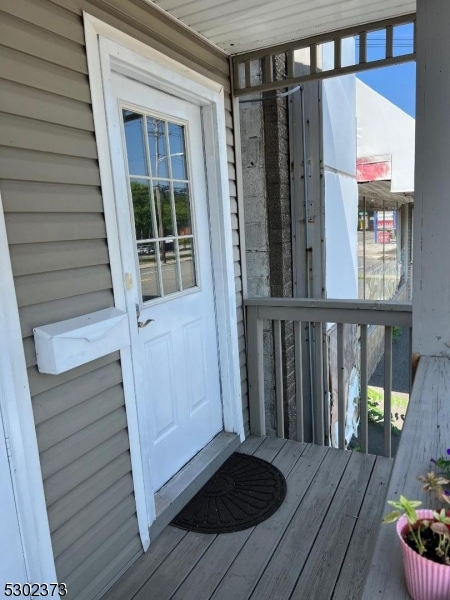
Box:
[383,511,402,524]
[387,501,403,509]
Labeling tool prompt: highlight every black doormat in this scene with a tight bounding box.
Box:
[171,452,287,534]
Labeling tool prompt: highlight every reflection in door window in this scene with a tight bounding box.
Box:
[122,111,148,176]
[122,109,197,302]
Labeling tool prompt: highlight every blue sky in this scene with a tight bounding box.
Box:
[357,63,416,118]
[355,24,416,118]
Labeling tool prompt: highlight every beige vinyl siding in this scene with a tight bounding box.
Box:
[0,1,248,599]
[0,1,137,597]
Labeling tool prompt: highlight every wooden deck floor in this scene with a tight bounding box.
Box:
[105,436,393,600]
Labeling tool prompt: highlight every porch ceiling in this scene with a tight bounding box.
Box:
[359,180,414,210]
[150,0,416,54]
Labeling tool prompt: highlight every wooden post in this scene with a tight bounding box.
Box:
[413,0,450,358]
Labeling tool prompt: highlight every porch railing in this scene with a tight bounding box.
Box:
[245,298,413,457]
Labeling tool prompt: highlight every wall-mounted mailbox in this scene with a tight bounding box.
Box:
[34,308,130,375]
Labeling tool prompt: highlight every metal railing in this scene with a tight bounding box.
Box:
[245,298,413,457]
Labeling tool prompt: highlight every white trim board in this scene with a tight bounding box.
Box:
[83,13,244,544]
[0,191,58,585]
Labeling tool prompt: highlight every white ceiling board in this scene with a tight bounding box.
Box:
[151,0,416,54]
[358,181,414,207]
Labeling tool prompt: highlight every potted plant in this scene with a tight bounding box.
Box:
[384,460,450,600]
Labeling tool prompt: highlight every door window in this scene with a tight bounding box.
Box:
[122,109,197,302]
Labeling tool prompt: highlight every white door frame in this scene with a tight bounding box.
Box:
[84,13,244,543]
[0,191,58,584]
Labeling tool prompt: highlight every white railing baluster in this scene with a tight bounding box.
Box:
[314,322,324,445]
[247,305,266,436]
[384,326,393,458]
[386,25,394,59]
[244,60,251,89]
[337,323,345,450]
[294,321,304,442]
[310,44,317,74]
[264,54,273,84]
[334,38,342,70]
[409,327,413,395]
[274,320,284,438]
[359,31,367,64]
[244,298,412,453]
[360,324,369,454]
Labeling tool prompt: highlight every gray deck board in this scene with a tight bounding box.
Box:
[333,455,394,600]
[290,452,376,600]
[171,439,308,600]
[103,526,187,600]
[248,447,352,600]
[105,439,393,600]
[169,437,296,600]
[211,443,328,600]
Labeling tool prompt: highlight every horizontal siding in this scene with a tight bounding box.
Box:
[44,430,130,505]
[0,46,91,102]
[0,113,97,157]
[47,452,133,532]
[64,515,139,598]
[14,265,112,307]
[0,80,95,131]
[10,240,110,276]
[36,385,126,453]
[0,0,247,599]
[51,473,135,557]
[56,494,137,580]
[0,10,88,73]
[31,360,122,421]
[6,213,107,244]
[0,147,101,185]
[40,406,128,479]
[1,0,85,43]
[1,181,103,212]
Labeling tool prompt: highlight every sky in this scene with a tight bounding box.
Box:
[355,24,416,118]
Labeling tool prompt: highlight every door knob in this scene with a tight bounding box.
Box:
[136,304,154,329]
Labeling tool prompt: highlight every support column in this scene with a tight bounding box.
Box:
[413,0,450,357]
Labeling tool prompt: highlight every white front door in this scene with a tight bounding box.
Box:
[111,73,223,491]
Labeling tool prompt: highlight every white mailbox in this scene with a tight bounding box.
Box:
[34,308,130,375]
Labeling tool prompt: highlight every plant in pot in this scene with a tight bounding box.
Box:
[384,467,450,600]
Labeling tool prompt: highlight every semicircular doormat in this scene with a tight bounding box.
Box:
[171,452,287,533]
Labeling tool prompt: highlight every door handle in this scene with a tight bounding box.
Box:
[138,318,154,328]
[136,304,154,329]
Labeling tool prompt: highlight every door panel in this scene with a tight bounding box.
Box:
[112,73,223,491]
[183,318,208,414]
[145,334,177,441]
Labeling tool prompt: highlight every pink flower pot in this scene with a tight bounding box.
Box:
[397,510,450,600]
